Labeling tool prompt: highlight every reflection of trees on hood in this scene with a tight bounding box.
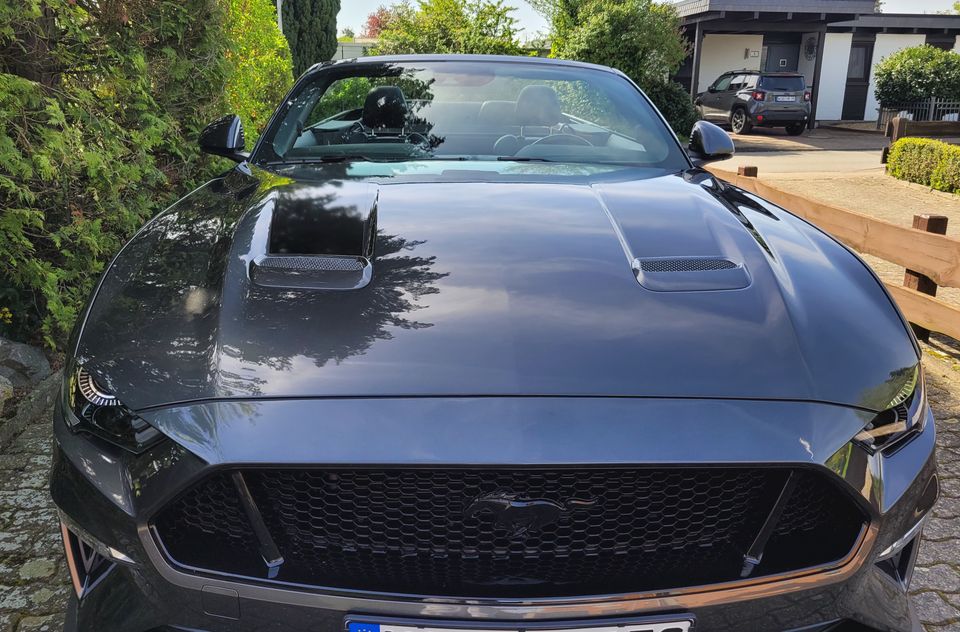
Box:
[226,231,449,378]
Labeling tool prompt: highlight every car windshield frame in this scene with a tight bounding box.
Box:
[249,57,692,173]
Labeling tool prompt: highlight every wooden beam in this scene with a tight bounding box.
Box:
[705,166,960,289]
[885,285,960,342]
[903,215,949,341]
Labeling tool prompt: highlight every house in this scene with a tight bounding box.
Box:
[673,0,960,125]
[332,38,379,60]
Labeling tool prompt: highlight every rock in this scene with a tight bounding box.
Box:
[19,559,56,581]
[0,339,50,388]
[0,375,11,408]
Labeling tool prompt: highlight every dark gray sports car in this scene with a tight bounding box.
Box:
[51,55,937,632]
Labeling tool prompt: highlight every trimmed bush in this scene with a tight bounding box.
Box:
[874,45,960,106]
[887,137,960,194]
[642,80,700,138]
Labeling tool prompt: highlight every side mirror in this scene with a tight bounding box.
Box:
[694,95,703,106]
[688,120,735,166]
[199,114,248,162]
[707,86,718,93]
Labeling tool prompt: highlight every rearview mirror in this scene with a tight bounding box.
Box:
[687,120,735,166]
[199,114,248,162]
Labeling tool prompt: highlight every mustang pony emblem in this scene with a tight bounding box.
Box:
[465,491,597,538]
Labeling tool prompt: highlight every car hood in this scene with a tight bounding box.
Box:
[76,164,918,412]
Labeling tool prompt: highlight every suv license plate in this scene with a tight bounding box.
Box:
[347,621,694,632]
[776,95,797,102]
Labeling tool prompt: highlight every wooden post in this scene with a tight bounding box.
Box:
[738,165,758,178]
[903,214,949,341]
[891,117,909,144]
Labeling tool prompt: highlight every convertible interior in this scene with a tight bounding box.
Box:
[285,84,667,163]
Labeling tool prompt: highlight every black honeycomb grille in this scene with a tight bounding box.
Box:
[153,467,866,598]
[639,258,736,273]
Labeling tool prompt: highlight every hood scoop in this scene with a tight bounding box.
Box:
[250,181,377,290]
[634,256,750,292]
[251,254,372,290]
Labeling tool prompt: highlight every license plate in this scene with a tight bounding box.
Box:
[347,620,694,632]
[776,95,797,102]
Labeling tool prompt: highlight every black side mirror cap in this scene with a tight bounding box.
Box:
[199,114,249,162]
[687,120,735,166]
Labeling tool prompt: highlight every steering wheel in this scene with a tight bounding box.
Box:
[528,133,593,147]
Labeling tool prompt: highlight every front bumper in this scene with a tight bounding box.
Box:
[51,396,938,632]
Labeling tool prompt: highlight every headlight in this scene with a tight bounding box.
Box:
[65,365,164,454]
[855,365,926,454]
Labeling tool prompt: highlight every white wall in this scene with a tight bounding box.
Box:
[816,33,852,121]
[697,34,764,93]
[954,35,960,53]
[797,32,819,89]
[864,34,927,120]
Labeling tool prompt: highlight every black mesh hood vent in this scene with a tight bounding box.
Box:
[634,256,750,292]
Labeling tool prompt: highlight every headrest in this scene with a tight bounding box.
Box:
[478,100,516,125]
[515,85,562,126]
[362,86,408,129]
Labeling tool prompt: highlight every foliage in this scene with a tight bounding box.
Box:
[376,0,523,56]
[225,0,294,143]
[642,80,700,137]
[887,138,960,195]
[340,27,355,40]
[551,0,695,135]
[362,5,397,39]
[0,1,287,347]
[873,45,960,106]
[526,0,581,52]
[281,0,340,76]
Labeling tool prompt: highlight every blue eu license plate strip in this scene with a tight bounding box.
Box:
[348,621,693,632]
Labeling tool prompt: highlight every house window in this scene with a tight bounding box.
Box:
[847,45,869,81]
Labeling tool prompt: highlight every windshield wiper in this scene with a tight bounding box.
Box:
[496,157,558,163]
[263,155,394,166]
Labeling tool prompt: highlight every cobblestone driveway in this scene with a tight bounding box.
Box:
[0,349,957,632]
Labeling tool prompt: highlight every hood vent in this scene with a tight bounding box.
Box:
[634,256,750,292]
[251,255,372,290]
[639,257,736,273]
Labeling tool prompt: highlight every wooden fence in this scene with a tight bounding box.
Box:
[705,165,960,342]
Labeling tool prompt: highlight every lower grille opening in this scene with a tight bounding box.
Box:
[152,467,867,598]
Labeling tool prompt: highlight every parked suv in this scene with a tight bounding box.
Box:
[697,70,810,135]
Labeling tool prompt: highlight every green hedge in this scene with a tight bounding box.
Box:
[887,138,960,195]
[0,0,291,349]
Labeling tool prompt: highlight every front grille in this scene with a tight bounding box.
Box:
[153,467,866,598]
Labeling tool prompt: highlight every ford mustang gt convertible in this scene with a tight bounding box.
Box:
[51,55,938,632]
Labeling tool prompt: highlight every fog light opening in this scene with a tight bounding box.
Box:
[61,522,115,598]
[876,518,925,589]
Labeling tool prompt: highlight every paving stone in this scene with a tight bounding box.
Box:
[914,565,960,594]
[17,560,55,582]
[15,614,61,632]
[912,591,960,626]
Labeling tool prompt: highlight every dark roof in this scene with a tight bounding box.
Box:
[830,13,960,30]
[675,0,876,18]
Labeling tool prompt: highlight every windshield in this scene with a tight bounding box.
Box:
[252,59,689,171]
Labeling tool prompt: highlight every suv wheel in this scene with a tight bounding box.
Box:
[785,122,806,136]
[730,109,752,135]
